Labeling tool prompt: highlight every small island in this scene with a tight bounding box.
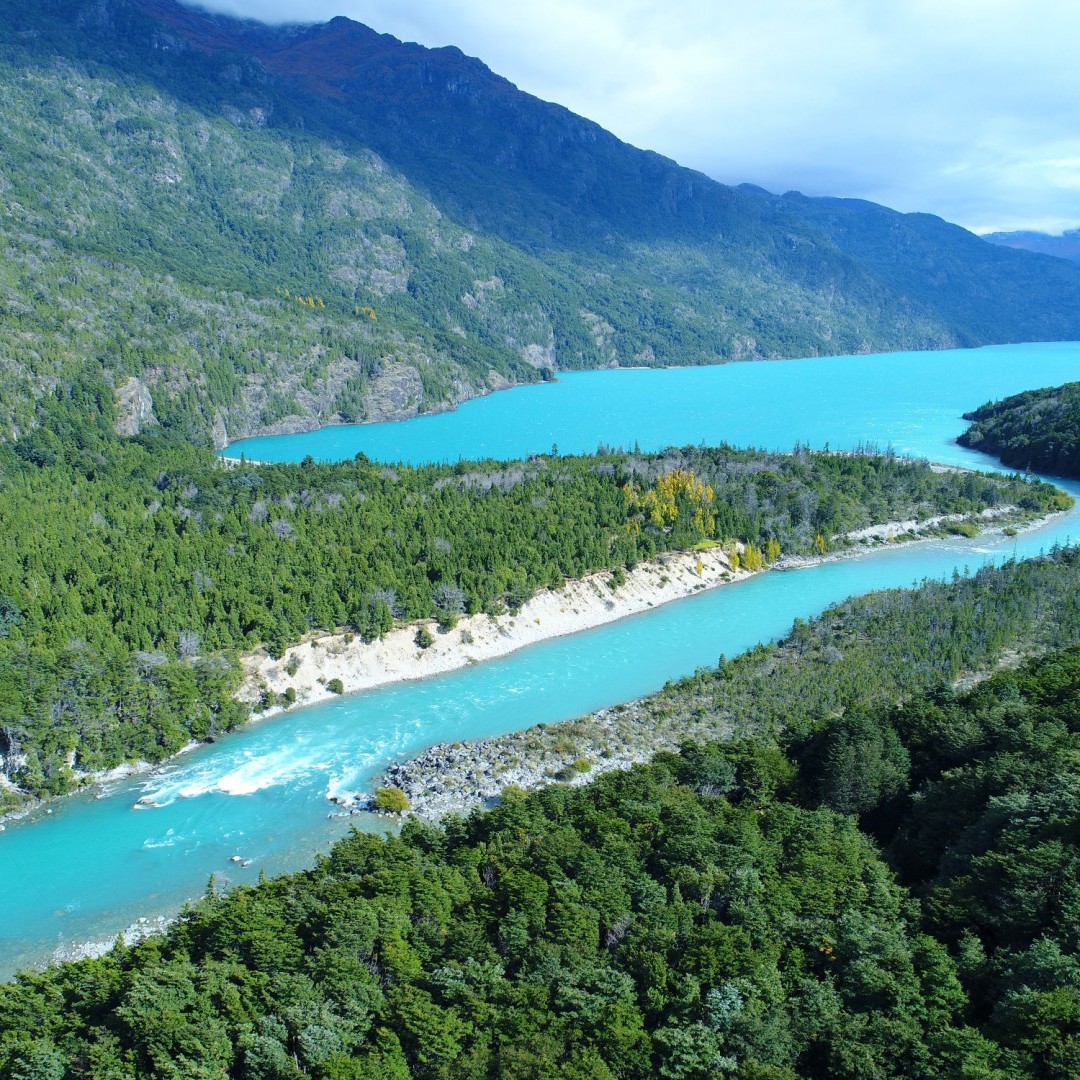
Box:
[959,381,1080,477]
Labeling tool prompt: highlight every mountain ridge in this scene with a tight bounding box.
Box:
[982,228,1080,264]
[3,0,1080,445]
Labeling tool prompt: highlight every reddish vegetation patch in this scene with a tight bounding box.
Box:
[135,0,399,99]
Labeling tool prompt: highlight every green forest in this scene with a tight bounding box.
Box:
[4,555,1080,1078]
[4,374,1062,805]
[960,381,1080,477]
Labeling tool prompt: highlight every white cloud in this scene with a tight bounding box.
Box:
[183,0,1080,234]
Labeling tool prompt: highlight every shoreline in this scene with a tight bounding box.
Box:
[362,510,1061,822]
[238,505,1036,722]
[48,915,175,969]
[0,503,1053,830]
[356,508,1057,820]
[239,545,752,716]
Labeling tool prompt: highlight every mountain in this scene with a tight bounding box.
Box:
[982,228,1080,264]
[4,0,1080,446]
[777,196,1080,345]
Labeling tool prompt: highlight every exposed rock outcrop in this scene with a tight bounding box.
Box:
[114,377,157,437]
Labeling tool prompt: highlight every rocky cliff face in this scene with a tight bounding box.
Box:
[114,378,157,437]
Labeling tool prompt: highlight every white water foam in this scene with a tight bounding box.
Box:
[142,828,178,850]
[137,744,329,806]
[324,738,399,803]
[135,712,414,809]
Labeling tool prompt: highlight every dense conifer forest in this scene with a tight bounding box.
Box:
[3,556,1080,1078]
[960,382,1080,477]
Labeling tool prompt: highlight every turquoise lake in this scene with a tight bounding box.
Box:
[3,341,1080,978]
[225,341,1080,467]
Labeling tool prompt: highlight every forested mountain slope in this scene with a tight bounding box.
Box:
[3,0,1080,446]
[778,194,1080,345]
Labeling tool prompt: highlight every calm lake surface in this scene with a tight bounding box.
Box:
[3,341,1080,978]
[225,341,1080,467]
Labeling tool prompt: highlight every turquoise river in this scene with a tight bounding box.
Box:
[2,342,1080,978]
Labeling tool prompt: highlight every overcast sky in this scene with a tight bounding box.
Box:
[188,0,1079,235]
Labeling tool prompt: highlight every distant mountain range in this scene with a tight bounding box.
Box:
[982,229,1080,264]
[4,0,1080,445]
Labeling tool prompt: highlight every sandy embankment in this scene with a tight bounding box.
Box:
[240,505,1035,717]
[240,547,748,715]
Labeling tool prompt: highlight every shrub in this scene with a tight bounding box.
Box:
[415,625,435,649]
[506,581,532,614]
[946,519,979,538]
[433,583,466,630]
[373,786,411,813]
[327,678,344,694]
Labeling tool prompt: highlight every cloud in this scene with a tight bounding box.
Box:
[182,0,1080,234]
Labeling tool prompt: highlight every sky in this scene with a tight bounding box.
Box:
[187,0,1080,236]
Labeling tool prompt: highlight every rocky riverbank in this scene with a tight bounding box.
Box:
[50,915,174,968]
[355,695,734,821]
[351,505,1055,821]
